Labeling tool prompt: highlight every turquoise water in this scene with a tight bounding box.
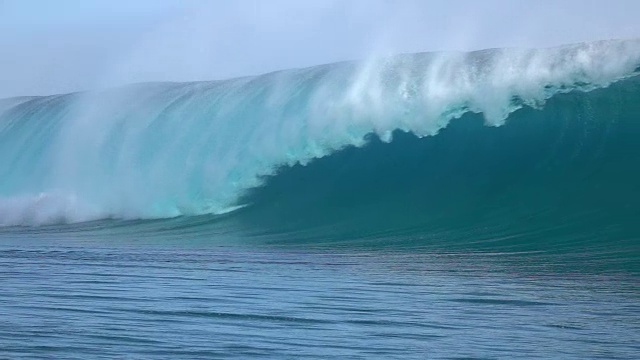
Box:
[1,40,640,358]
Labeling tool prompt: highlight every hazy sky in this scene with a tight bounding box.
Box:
[1,0,639,98]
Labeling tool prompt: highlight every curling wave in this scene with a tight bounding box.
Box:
[1,39,640,228]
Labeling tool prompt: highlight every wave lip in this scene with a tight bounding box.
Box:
[0,39,640,226]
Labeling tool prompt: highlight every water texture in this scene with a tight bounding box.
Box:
[1,39,640,358]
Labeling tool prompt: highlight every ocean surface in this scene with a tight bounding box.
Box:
[1,39,640,358]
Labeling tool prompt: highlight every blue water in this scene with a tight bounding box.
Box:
[1,40,640,358]
[2,240,639,359]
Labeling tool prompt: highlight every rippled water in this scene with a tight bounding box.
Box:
[1,237,638,359]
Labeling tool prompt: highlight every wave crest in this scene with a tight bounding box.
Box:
[1,39,639,226]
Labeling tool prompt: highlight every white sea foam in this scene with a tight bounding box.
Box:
[1,39,639,225]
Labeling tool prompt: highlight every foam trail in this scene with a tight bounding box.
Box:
[0,39,639,226]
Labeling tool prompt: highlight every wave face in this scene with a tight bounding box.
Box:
[1,38,640,253]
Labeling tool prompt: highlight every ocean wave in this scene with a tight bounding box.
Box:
[1,39,639,226]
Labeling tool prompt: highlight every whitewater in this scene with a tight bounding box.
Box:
[1,39,639,226]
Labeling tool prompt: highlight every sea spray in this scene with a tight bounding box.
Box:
[1,39,639,226]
